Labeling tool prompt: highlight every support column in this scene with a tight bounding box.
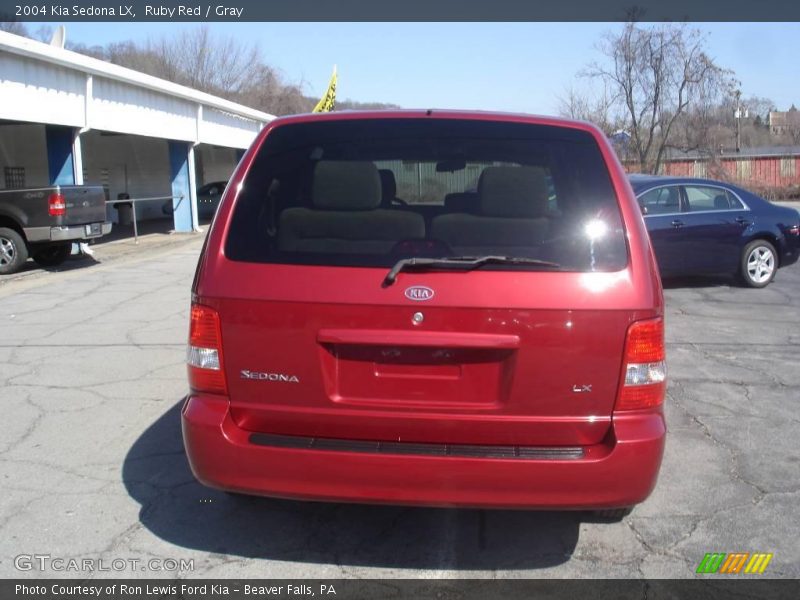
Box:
[187,145,200,231]
[45,125,77,186]
[168,140,198,233]
[72,131,84,185]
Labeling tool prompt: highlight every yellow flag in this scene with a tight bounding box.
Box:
[312,66,337,113]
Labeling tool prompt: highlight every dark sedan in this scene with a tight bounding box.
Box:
[630,175,800,287]
[162,181,228,220]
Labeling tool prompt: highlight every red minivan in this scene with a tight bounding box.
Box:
[182,111,666,517]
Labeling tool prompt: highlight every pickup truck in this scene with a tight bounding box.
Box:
[0,185,112,275]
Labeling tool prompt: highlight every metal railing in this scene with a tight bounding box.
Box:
[105,195,184,243]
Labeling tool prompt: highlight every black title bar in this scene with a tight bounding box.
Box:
[1,0,800,22]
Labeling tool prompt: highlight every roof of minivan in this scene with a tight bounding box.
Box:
[263,109,604,135]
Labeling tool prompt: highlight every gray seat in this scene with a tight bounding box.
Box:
[430,166,550,256]
[278,161,425,254]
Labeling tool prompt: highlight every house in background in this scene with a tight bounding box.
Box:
[768,106,800,137]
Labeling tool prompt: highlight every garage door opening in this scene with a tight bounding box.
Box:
[81,130,174,234]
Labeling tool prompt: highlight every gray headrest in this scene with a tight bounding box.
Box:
[312,161,381,211]
[478,166,548,218]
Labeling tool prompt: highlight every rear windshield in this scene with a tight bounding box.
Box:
[225,118,627,272]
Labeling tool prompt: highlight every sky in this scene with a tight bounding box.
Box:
[33,22,800,115]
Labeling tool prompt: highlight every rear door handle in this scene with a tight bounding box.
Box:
[735,217,751,226]
[671,220,684,228]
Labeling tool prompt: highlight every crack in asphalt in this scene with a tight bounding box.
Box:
[668,380,769,501]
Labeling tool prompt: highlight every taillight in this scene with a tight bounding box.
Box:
[187,304,227,395]
[789,224,800,236]
[48,193,66,216]
[615,317,666,411]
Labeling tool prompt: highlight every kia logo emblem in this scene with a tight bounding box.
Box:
[404,286,435,301]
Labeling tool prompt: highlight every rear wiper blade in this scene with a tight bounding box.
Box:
[383,255,561,286]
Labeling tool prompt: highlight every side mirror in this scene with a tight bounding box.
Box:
[639,204,648,216]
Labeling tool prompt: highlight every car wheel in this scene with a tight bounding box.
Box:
[0,227,29,275]
[741,240,777,288]
[592,507,633,521]
[32,243,72,267]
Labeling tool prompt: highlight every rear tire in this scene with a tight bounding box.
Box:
[740,240,777,288]
[592,507,633,521]
[32,243,72,267]
[0,227,28,275]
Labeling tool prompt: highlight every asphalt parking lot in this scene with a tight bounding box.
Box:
[0,233,798,579]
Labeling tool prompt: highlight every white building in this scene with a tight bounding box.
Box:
[0,30,275,231]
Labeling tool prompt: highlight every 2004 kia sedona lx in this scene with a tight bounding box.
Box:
[182,111,666,517]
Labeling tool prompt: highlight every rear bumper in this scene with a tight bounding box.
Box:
[24,222,112,242]
[181,394,666,510]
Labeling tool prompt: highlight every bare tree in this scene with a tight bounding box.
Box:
[1,23,377,116]
[238,65,314,115]
[33,25,54,43]
[0,21,29,36]
[0,22,58,43]
[744,96,776,124]
[95,27,263,98]
[558,84,620,133]
[67,27,313,115]
[147,27,261,95]
[640,92,779,156]
[336,99,401,111]
[584,22,734,173]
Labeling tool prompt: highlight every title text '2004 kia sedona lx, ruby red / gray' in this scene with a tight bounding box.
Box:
[182,111,667,517]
